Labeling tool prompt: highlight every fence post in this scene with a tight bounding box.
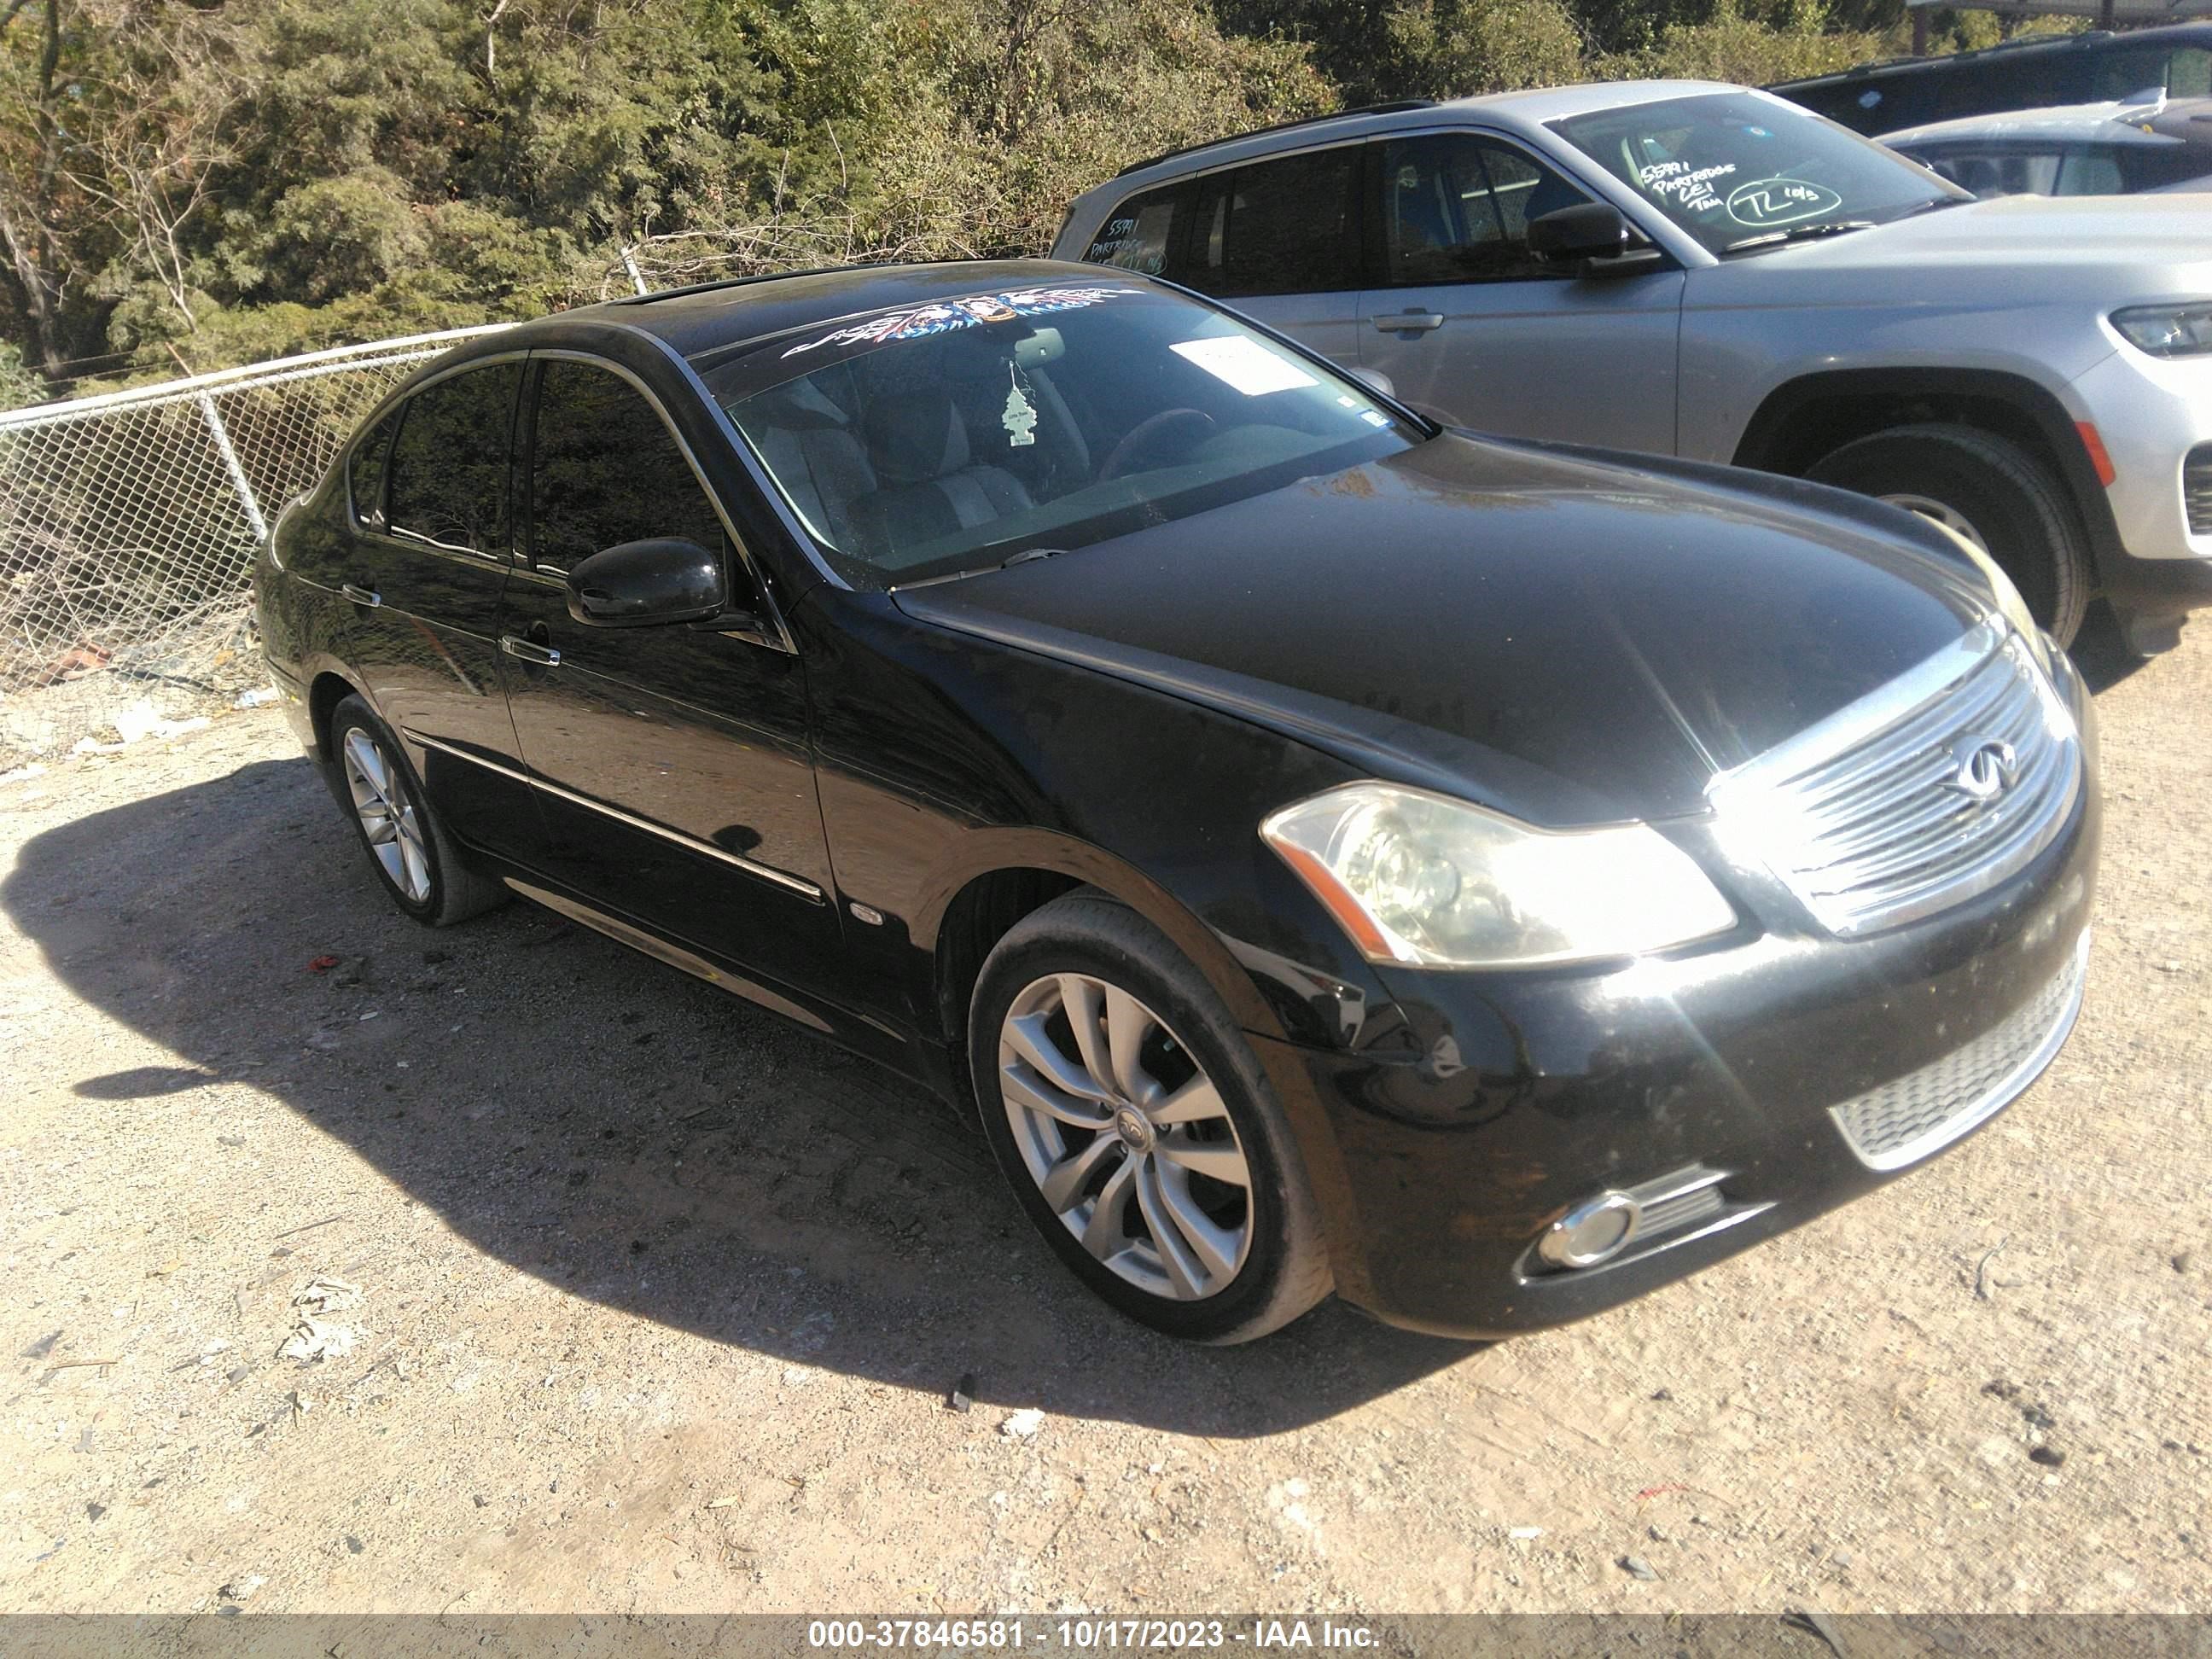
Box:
[620,245,650,297]
[196,390,269,544]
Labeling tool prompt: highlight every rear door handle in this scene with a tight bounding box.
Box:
[500,635,561,667]
[340,583,381,608]
[1372,312,1444,334]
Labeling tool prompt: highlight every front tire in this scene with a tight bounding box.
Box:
[1805,423,2092,647]
[969,892,1332,1344]
[328,693,505,927]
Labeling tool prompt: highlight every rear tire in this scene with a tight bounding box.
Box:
[1806,422,2092,647]
[969,891,1332,1344]
[328,693,505,928]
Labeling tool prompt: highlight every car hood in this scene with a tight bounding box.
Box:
[1738,193,2212,274]
[891,434,1988,827]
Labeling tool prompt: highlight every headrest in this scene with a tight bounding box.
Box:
[749,375,849,432]
[863,387,969,485]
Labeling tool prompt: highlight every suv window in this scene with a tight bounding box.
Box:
[1185,146,1359,298]
[347,410,399,528]
[529,359,727,571]
[384,362,520,554]
[1083,183,1188,276]
[1375,134,1595,286]
[2093,45,2210,100]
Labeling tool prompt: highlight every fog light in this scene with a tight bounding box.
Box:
[1538,1191,1641,1270]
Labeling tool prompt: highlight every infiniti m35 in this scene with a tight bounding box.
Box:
[257,261,2097,1342]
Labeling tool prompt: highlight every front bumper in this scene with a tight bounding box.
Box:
[2069,346,2212,619]
[1251,657,2101,1340]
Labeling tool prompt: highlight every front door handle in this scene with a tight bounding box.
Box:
[340,583,381,608]
[501,635,562,667]
[1372,311,1444,334]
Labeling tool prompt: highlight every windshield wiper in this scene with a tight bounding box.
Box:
[1891,195,1971,219]
[1720,219,1876,255]
[891,547,1066,590]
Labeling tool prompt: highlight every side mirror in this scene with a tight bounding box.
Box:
[565,538,725,627]
[1528,203,1647,271]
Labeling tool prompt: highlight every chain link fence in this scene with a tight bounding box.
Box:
[0,326,513,766]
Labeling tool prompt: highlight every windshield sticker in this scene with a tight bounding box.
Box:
[1724,178,1843,228]
[1639,160,1737,214]
[780,285,1143,358]
[1168,335,1318,397]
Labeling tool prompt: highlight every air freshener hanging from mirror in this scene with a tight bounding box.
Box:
[1002,364,1038,447]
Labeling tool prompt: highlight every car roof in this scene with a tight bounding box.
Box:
[1883,98,2200,148]
[1770,20,2212,94]
[492,258,1117,362]
[1097,79,1748,196]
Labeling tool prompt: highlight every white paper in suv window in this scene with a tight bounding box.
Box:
[1170,335,1318,396]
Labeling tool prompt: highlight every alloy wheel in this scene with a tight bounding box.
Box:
[1882,492,1990,554]
[997,973,1253,1301]
[341,726,432,905]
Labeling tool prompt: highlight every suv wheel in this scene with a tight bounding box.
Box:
[328,693,506,927]
[1805,423,2092,646]
[968,892,1332,1344]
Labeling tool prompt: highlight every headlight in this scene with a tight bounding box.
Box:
[1260,783,1736,969]
[1918,517,2052,673]
[2111,304,2212,358]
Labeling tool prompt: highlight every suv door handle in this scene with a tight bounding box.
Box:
[340,583,381,608]
[1373,311,1444,334]
[500,635,561,667]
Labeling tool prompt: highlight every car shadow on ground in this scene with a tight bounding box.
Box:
[4,754,1472,1436]
[2071,602,2157,696]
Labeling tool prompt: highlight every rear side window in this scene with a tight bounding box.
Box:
[2093,47,2178,100]
[527,360,727,572]
[346,411,399,528]
[1082,183,1188,275]
[1185,146,1359,299]
[385,362,521,554]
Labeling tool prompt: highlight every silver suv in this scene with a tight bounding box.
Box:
[1052,80,2212,653]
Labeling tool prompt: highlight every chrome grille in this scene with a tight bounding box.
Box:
[2186,445,2212,538]
[1709,622,2080,937]
[1830,932,2088,1171]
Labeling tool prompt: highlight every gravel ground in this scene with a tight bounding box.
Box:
[0,614,2206,1617]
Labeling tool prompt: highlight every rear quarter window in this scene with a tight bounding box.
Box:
[1082,183,1188,276]
[346,411,399,527]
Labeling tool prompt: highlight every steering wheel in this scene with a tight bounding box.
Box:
[1100,409,1217,481]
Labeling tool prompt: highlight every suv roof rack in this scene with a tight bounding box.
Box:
[1114,100,1437,179]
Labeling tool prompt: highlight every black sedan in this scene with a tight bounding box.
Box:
[255,260,2098,1343]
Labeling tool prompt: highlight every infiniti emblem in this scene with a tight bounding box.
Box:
[1947,735,2020,801]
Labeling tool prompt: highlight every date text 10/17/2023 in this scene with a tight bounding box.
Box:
[806,1620,1383,1650]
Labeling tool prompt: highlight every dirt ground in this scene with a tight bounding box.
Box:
[0,614,2206,1620]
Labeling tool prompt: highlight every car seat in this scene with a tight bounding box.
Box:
[740,375,876,550]
[850,386,1034,562]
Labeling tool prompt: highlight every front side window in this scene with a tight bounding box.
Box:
[1376,134,1596,286]
[384,362,521,554]
[1082,183,1188,276]
[1185,146,1359,298]
[527,360,727,571]
[2054,148,2124,196]
[700,282,1420,588]
[1551,91,1964,255]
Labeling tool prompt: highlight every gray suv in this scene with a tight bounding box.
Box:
[1052,80,2212,653]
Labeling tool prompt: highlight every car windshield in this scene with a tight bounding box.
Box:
[1550,90,1965,255]
[696,282,1421,587]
